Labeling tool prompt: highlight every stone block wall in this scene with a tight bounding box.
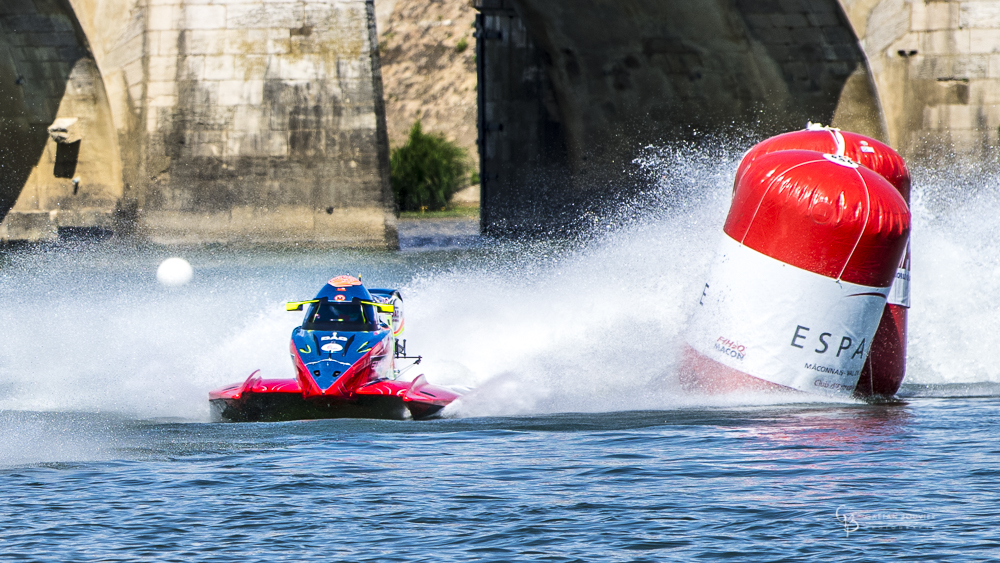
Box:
[140,0,396,245]
[10,0,1000,243]
[737,0,886,140]
[844,0,1000,159]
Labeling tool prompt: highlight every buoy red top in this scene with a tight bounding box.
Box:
[736,128,910,202]
[725,150,910,288]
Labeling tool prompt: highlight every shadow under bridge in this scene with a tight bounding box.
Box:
[474,0,884,235]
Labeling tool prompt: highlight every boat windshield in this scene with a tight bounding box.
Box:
[303,301,376,331]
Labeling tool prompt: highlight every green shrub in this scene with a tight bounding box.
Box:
[455,37,469,53]
[390,121,470,212]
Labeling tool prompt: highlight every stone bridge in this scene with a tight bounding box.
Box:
[476,0,1000,233]
[2,0,998,242]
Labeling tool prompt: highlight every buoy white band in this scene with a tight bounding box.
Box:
[686,235,891,396]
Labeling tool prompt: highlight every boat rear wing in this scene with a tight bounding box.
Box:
[285,298,394,313]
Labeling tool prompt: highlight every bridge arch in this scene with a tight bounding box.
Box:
[0,0,124,241]
[475,0,887,234]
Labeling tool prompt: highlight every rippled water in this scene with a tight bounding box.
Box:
[2,399,999,561]
[3,145,1000,560]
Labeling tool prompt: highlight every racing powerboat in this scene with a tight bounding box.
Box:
[209,275,460,422]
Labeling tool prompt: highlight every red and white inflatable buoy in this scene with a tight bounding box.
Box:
[683,150,910,397]
[736,125,911,397]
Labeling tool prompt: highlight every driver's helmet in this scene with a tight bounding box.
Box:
[314,275,373,303]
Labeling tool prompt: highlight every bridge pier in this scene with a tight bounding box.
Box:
[475,0,572,235]
[0,0,123,242]
[1,0,397,247]
[844,0,1000,161]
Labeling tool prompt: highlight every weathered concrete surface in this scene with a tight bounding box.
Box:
[476,1,572,233]
[1,0,397,246]
[476,0,885,233]
[514,0,883,151]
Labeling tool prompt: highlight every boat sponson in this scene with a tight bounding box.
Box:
[208,373,457,422]
[210,392,417,422]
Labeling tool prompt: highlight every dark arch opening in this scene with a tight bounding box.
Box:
[474,0,884,235]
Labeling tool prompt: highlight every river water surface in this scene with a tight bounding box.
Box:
[2,148,999,560]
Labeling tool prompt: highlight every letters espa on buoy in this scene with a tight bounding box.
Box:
[683,149,910,397]
[735,124,912,397]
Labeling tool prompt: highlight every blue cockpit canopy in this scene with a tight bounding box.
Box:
[302,300,377,332]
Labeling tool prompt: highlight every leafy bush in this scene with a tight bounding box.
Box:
[390,121,470,212]
[455,37,469,53]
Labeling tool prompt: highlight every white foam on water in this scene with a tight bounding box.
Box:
[0,412,118,467]
[0,251,304,421]
[407,144,846,416]
[906,168,1000,384]
[405,148,1000,416]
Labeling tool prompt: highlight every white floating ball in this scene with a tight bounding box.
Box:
[156,257,194,287]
